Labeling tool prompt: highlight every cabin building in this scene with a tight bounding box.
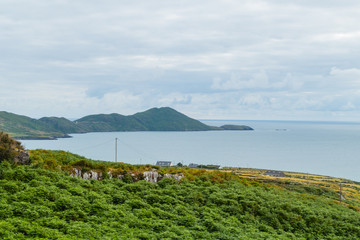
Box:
[264,170,287,177]
[206,164,221,169]
[188,163,198,168]
[156,161,173,167]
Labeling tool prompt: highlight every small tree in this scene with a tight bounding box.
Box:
[0,131,24,162]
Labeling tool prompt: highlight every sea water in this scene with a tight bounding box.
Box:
[20,120,360,182]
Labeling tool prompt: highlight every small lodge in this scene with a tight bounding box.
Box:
[206,165,221,169]
[188,163,198,168]
[155,161,173,167]
[264,170,287,177]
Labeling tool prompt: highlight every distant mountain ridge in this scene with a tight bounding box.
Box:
[0,107,253,139]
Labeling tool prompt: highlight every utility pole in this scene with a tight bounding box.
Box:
[339,183,342,204]
[115,137,118,163]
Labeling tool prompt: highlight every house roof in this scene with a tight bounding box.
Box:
[156,161,172,166]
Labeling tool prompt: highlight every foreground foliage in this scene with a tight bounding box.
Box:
[0,131,24,162]
[1,152,360,239]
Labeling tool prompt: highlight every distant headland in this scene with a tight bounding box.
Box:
[0,107,253,139]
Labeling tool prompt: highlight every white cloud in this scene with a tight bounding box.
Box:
[329,67,360,87]
[211,71,270,90]
[211,70,304,90]
[1,1,360,121]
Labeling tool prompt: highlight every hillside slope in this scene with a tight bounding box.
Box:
[0,111,68,139]
[75,113,147,132]
[0,149,359,239]
[39,117,86,134]
[74,107,212,132]
[132,107,212,131]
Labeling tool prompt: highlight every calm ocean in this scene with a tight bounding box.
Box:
[20,120,360,182]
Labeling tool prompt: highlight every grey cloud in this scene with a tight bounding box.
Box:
[1,0,360,120]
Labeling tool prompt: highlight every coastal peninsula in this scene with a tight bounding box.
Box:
[0,107,253,139]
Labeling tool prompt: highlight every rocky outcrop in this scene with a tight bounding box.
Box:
[164,173,184,182]
[70,168,103,180]
[69,168,184,183]
[143,170,160,182]
[14,150,30,164]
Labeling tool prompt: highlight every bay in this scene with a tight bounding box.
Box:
[20,120,360,182]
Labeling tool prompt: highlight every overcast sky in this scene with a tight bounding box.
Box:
[1,0,360,121]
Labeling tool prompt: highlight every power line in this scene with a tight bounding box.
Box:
[71,138,114,152]
[115,137,158,162]
[115,137,118,163]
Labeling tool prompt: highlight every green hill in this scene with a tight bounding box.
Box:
[0,111,68,139]
[39,117,86,134]
[0,107,253,139]
[132,107,212,131]
[0,149,359,239]
[219,124,253,130]
[74,107,212,132]
[75,107,253,132]
[75,113,147,132]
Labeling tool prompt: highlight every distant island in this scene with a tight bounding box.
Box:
[0,107,253,139]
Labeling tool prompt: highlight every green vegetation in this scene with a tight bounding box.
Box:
[0,132,24,162]
[0,149,359,239]
[229,167,360,209]
[0,107,253,139]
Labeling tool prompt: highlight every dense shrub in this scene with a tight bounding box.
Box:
[0,163,360,239]
[0,132,24,162]
[1,149,359,239]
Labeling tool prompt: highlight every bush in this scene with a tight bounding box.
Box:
[2,150,360,239]
[0,132,24,162]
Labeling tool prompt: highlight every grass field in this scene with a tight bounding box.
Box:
[224,167,360,209]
